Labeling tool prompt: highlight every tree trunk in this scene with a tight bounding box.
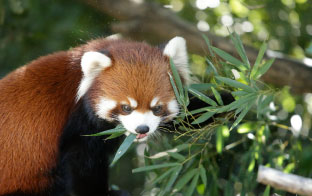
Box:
[82,0,312,94]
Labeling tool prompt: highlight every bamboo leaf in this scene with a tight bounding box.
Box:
[185,172,200,196]
[132,162,180,173]
[205,58,218,75]
[164,165,183,193]
[168,152,185,162]
[216,76,256,93]
[110,133,136,165]
[251,42,267,78]
[174,168,198,192]
[188,88,218,106]
[105,131,125,140]
[211,87,223,105]
[218,93,257,113]
[229,32,250,69]
[83,126,125,136]
[199,164,207,187]
[189,83,216,91]
[231,90,250,97]
[152,167,176,185]
[170,58,184,97]
[255,58,275,79]
[169,72,183,105]
[230,100,255,130]
[192,111,216,124]
[202,34,215,57]
[212,47,247,71]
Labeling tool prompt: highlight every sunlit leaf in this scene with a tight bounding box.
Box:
[216,127,223,153]
[197,184,205,195]
[262,185,270,196]
[237,122,255,134]
[229,32,250,69]
[110,133,136,166]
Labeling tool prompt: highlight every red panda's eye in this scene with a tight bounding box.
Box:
[152,105,162,115]
[121,105,132,114]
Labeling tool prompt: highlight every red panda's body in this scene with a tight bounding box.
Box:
[0,37,191,196]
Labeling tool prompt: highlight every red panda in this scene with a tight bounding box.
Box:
[0,37,191,196]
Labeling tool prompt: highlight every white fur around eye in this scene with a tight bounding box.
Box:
[163,37,190,85]
[167,99,179,116]
[95,97,117,121]
[76,51,112,101]
[150,97,160,107]
[128,97,138,108]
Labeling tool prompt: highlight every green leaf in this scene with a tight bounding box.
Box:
[199,164,207,187]
[197,184,205,195]
[168,152,185,162]
[212,47,246,71]
[229,32,250,69]
[83,126,125,136]
[257,95,273,117]
[218,93,257,113]
[170,58,184,97]
[216,127,223,153]
[262,185,270,196]
[105,131,125,140]
[152,167,176,185]
[174,168,197,192]
[211,87,223,105]
[251,42,267,78]
[189,83,216,91]
[205,58,218,75]
[192,111,216,124]
[202,34,215,57]
[188,88,218,106]
[132,162,180,173]
[230,100,255,130]
[110,133,136,165]
[231,90,250,97]
[186,172,200,196]
[169,72,183,105]
[216,76,256,93]
[164,165,183,193]
[184,86,190,107]
[189,106,216,115]
[254,58,275,79]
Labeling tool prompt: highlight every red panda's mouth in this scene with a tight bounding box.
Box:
[136,133,148,139]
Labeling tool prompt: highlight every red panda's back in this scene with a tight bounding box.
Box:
[0,51,81,194]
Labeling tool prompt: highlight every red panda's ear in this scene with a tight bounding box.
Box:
[163,37,190,85]
[76,51,112,101]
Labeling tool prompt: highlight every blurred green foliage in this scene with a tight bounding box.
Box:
[0,0,112,76]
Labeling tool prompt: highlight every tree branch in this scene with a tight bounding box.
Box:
[257,165,312,195]
[83,0,312,94]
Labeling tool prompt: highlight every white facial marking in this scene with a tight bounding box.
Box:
[128,97,138,108]
[163,37,191,85]
[95,97,117,121]
[119,111,161,135]
[167,99,179,117]
[76,51,112,101]
[150,97,160,107]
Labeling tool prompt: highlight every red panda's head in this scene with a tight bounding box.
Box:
[76,37,189,140]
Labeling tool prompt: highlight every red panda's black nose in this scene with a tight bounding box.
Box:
[135,125,149,134]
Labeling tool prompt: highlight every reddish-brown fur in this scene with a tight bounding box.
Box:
[0,38,175,194]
